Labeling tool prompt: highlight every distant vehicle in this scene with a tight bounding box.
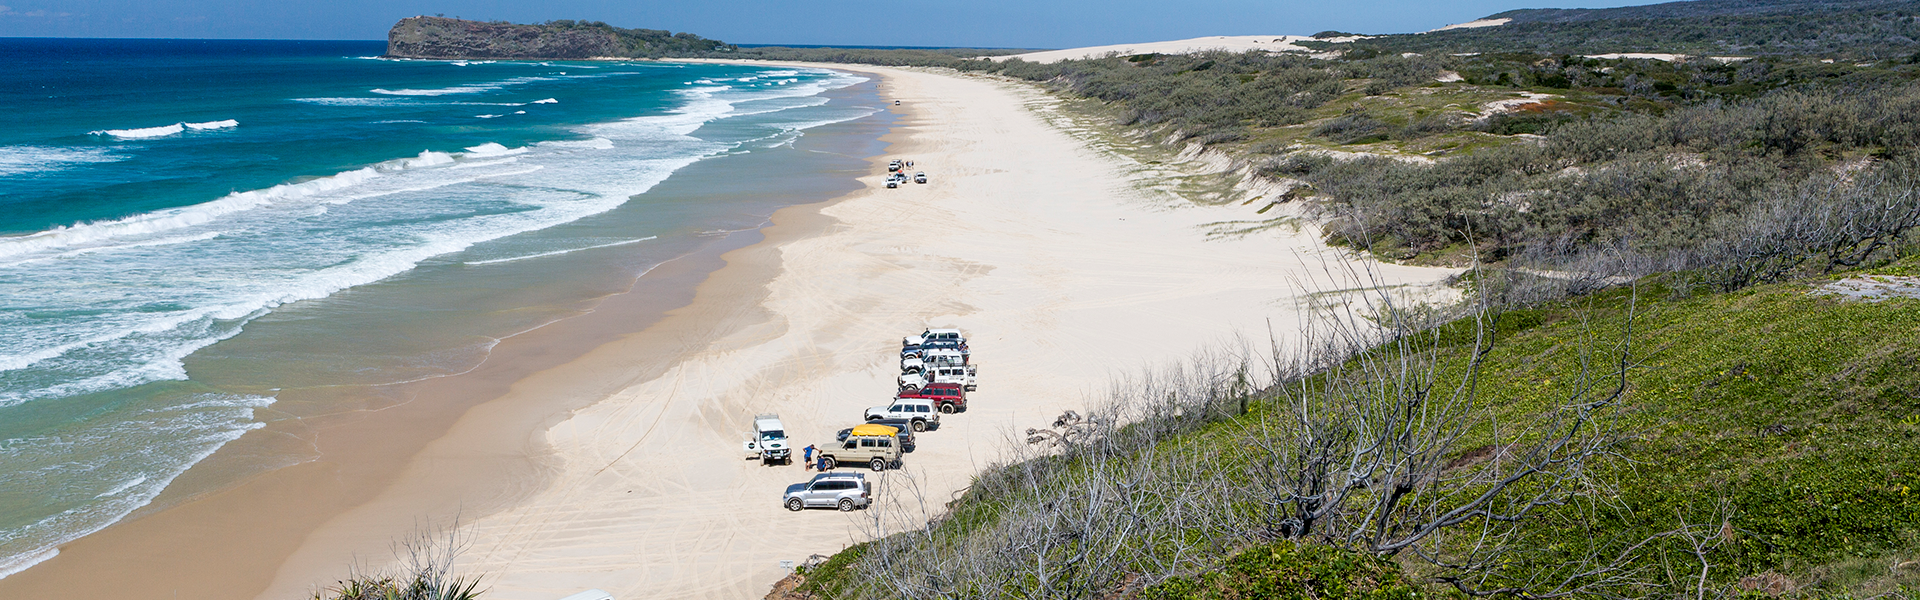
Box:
[820,424,904,470]
[902,348,967,374]
[783,472,871,511]
[904,327,965,347]
[898,382,967,413]
[864,399,940,431]
[838,418,916,451]
[886,178,900,189]
[914,172,928,184]
[742,413,791,465]
[888,160,903,173]
[901,340,968,360]
[900,364,977,393]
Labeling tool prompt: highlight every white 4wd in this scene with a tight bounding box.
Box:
[742,413,791,465]
[900,349,965,373]
[864,399,940,431]
[899,364,977,392]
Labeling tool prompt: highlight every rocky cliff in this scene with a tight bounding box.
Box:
[384,16,730,60]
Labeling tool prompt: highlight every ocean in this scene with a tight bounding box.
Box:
[0,38,882,577]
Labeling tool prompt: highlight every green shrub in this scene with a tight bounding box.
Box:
[1143,541,1418,600]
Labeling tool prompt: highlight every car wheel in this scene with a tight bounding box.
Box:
[838,498,856,512]
[939,403,954,414]
[912,420,926,432]
[869,457,886,471]
[786,498,803,512]
[823,456,837,470]
[866,415,880,421]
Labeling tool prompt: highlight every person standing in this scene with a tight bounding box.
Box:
[802,444,816,470]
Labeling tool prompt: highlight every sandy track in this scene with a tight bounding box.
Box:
[265,65,1456,600]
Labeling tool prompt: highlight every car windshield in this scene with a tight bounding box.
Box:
[761,430,784,440]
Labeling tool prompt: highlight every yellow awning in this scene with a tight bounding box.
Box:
[850,423,899,437]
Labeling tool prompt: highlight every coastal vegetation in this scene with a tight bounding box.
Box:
[385,16,729,59]
[786,261,1920,599]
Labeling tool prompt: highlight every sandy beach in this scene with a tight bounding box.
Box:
[251,64,1452,599]
[0,63,1453,600]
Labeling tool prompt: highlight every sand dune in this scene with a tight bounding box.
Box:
[254,64,1457,600]
[989,35,1343,63]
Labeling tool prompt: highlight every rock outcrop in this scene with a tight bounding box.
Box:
[384,16,729,60]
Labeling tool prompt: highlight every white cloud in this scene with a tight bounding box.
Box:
[0,5,76,17]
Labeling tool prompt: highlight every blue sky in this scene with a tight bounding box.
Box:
[3,0,1655,47]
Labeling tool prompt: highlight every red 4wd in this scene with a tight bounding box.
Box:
[898,382,967,414]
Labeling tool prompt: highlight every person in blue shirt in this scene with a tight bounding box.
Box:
[802,444,816,470]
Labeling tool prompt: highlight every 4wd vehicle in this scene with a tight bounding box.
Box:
[783,472,871,512]
[838,418,916,451]
[864,398,940,431]
[742,413,791,466]
[898,382,967,413]
[887,159,902,173]
[914,172,928,184]
[903,327,965,347]
[899,364,977,393]
[820,425,904,471]
[901,349,967,373]
[885,178,900,189]
[900,339,967,360]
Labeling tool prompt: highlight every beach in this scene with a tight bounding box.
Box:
[262,63,1451,599]
[0,63,1454,600]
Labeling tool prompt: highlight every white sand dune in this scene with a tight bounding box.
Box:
[1427,18,1511,33]
[252,65,1457,600]
[989,35,1345,63]
[1584,53,1752,63]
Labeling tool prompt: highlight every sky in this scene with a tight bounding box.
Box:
[1,0,1659,47]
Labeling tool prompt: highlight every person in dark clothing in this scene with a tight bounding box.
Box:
[802,444,816,470]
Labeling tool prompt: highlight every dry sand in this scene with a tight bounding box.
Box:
[238,64,1457,599]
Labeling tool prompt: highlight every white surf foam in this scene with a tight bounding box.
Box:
[0,146,122,177]
[92,123,182,139]
[0,149,488,261]
[89,119,237,139]
[371,76,553,97]
[184,119,238,130]
[531,98,559,104]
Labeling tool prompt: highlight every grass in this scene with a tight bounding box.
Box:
[797,266,1920,598]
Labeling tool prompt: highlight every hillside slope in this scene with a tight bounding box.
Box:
[384,16,729,60]
[1345,0,1920,58]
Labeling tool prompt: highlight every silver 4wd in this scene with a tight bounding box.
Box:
[742,413,791,466]
[899,364,977,392]
[783,472,871,512]
[864,398,940,431]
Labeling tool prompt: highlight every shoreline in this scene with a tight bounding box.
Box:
[0,67,896,599]
[1,61,1457,600]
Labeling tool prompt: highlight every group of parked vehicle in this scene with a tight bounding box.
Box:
[884,158,928,189]
[758,327,979,512]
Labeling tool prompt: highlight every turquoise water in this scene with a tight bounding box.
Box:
[0,38,879,576]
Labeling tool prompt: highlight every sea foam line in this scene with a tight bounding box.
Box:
[464,236,659,266]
